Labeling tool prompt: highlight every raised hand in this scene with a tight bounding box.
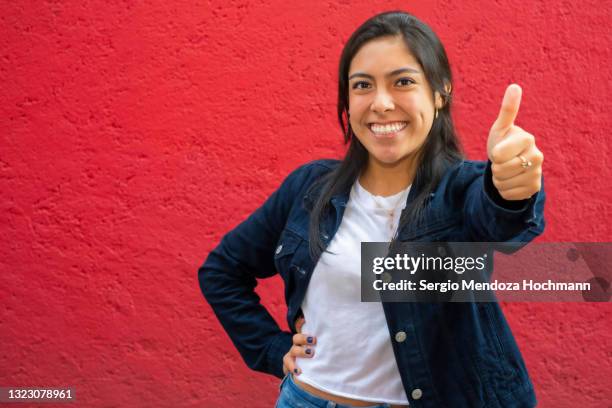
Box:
[487,84,543,201]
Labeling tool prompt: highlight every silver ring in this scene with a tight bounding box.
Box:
[518,155,532,169]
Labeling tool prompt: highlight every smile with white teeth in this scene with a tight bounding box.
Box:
[369,121,408,135]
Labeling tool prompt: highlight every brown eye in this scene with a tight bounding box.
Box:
[352,81,371,90]
[396,78,415,86]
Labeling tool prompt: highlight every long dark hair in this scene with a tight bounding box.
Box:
[308,10,464,260]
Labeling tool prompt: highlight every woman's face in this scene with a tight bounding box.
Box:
[348,35,440,168]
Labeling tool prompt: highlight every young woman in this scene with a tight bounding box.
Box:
[199,11,545,408]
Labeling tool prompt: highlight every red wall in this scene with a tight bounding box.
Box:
[1,1,610,406]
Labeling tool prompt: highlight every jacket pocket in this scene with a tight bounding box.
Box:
[274,229,303,277]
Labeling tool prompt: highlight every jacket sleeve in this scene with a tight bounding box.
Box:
[463,160,546,247]
[197,165,308,379]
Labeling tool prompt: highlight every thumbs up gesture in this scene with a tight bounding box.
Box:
[487,84,544,201]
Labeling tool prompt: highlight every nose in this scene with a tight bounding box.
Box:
[370,90,395,113]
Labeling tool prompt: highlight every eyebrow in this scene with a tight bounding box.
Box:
[348,67,421,81]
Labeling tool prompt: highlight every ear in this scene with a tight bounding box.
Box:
[434,82,452,109]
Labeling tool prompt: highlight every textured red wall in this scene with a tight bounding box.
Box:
[1,1,610,406]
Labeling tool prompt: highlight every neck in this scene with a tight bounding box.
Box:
[359,154,419,197]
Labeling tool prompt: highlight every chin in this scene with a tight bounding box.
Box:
[372,153,406,166]
[372,143,425,164]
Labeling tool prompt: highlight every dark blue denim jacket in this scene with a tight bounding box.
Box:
[199,159,545,408]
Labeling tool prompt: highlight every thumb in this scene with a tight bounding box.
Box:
[491,84,522,133]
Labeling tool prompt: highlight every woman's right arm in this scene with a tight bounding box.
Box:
[197,163,310,379]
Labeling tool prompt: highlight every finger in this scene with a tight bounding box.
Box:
[492,84,522,133]
[290,344,315,358]
[283,353,300,375]
[283,340,317,376]
[492,159,532,181]
[292,333,316,346]
[492,168,542,199]
[491,148,543,181]
[492,169,541,191]
[490,127,534,163]
[495,185,540,201]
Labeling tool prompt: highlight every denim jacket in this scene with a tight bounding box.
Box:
[198,159,545,408]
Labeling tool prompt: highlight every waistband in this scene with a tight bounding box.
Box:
[280,373,398,408]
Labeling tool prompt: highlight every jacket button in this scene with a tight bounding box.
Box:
[275,244,283,255]
[291,266,306,276]
[382,272,392,283]
[322,233,329,240]
[411,388,423,400]
[395,331,407,343]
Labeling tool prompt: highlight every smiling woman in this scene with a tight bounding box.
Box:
[198,10,546,408]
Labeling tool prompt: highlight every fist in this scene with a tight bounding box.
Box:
[487,84,544,201]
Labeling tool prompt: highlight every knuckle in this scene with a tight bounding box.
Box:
[490,149,501,163]
[492,177,502,190]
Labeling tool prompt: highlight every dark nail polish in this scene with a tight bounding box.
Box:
[305,348,312,355]
[307,336,313,344]
[293,368,298,374]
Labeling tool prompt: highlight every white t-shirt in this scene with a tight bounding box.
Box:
[296,177,411,405]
